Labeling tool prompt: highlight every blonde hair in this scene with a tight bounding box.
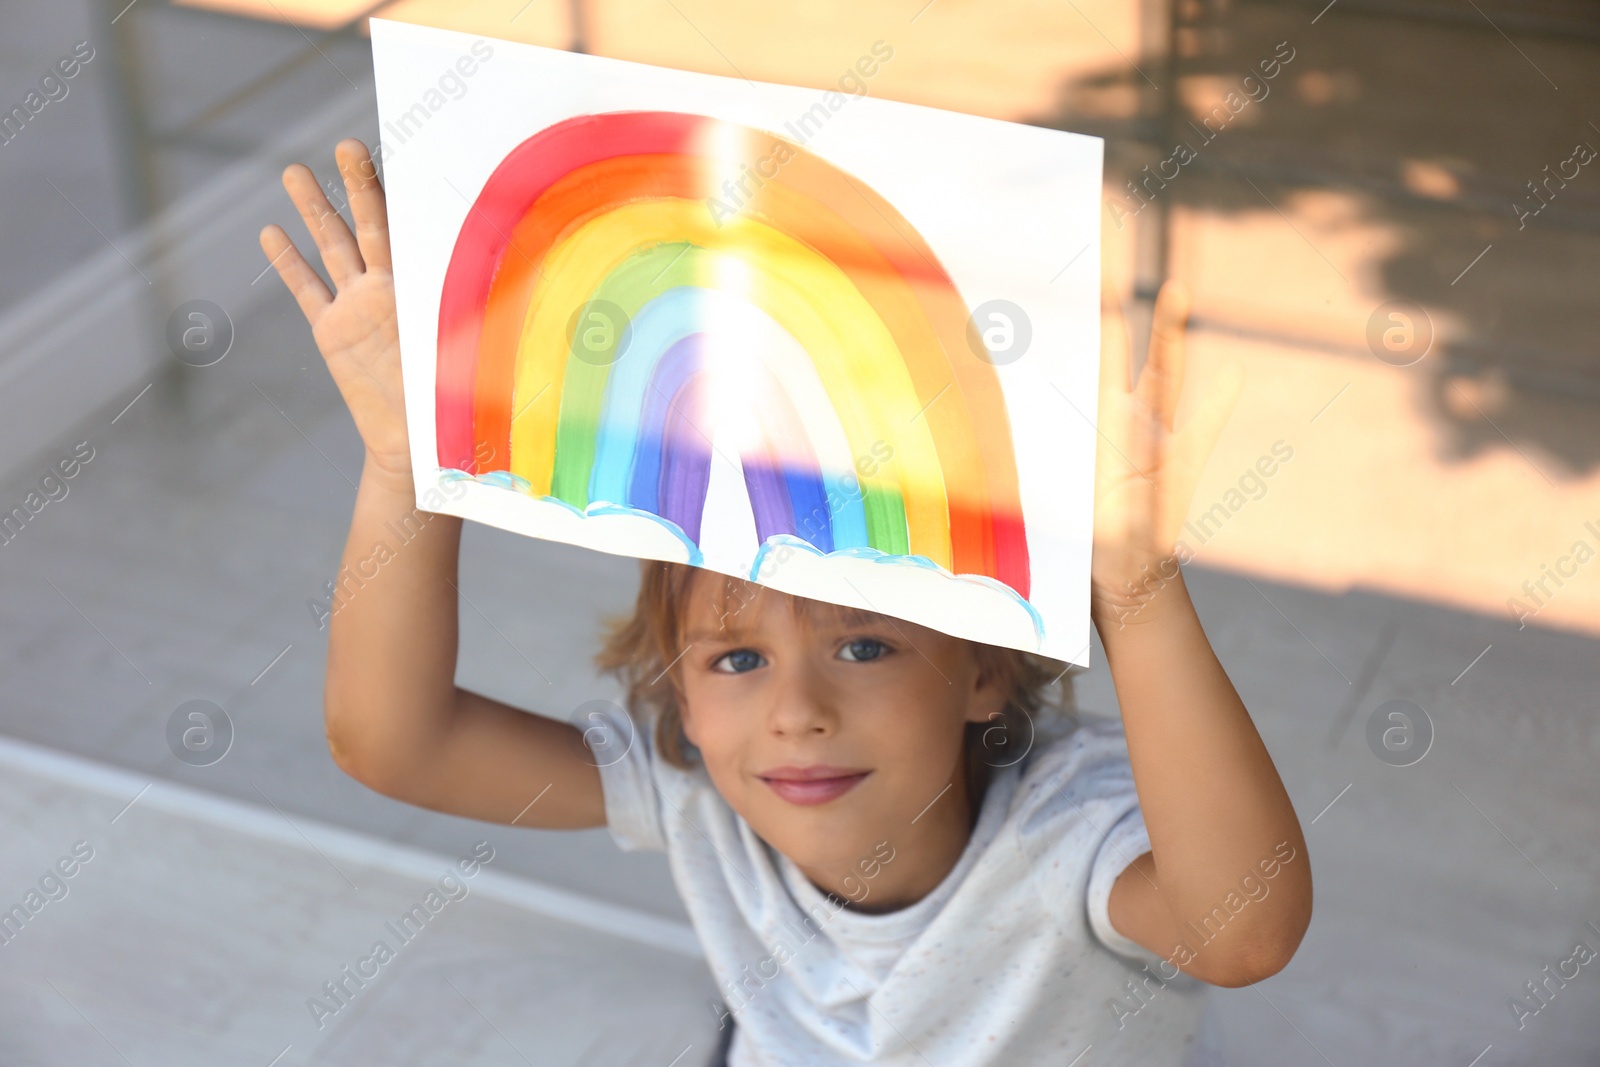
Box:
[593,559,1077,806]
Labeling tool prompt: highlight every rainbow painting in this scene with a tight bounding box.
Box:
[373,20,1104,665]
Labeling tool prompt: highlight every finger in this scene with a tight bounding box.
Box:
[336,138,392,273]
[1135,279,1189,433]
[282,161,365,288]
[1097,278,1161,474]
[1099,280,1133,398]
[259,223,333,324]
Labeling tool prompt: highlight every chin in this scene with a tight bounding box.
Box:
[754,806,877,870]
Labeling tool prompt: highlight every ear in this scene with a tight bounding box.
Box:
[963,653,1010,726]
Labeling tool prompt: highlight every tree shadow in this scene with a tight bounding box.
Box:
[1021,0,1600,478]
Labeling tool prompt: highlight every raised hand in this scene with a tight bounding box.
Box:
[258,138,412,492]
[1090,280,1244,626]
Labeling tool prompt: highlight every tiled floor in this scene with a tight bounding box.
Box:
[2,287,1598,1064]
[0,290,688,922]
[1143,573,1600,1066]
[0,737,720,1067]
[4,2,1600,1058]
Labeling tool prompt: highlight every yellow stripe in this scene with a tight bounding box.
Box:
[511,197,951,569]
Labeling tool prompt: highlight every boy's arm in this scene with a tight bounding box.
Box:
[261,137,606,831]
[1089,279,1311,985]
[1099,572,1310,987]
[324,461,607,830]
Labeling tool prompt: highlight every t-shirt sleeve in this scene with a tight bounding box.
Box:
[1014,714,1170,970]
[1084,804,1164,966]
[578,700,668,854]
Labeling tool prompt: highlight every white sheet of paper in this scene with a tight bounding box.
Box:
[371,17,1103,666]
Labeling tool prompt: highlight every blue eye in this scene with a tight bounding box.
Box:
[839,638,889,662]
[713,649,765,674]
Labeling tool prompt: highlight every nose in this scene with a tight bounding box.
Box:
[764,659,838,738]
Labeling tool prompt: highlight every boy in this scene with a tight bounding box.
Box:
[260,138,1311,1065]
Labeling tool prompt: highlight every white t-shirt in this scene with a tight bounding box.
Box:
[586,703,1209,1065]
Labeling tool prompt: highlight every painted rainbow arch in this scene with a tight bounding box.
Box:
[435,110,1032,603]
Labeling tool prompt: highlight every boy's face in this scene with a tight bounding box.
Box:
[675,574,1007,881]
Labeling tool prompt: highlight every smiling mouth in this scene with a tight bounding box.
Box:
[759,772,870,806]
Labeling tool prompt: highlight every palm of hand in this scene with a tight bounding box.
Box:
[259,138,412,486]
[1090,281,1244,617]
[311,268,406,467]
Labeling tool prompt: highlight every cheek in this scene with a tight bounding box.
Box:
[683,699,763,812]
[679,689,739,762]
[893,673,977,751]
[902,727,966,779]
[681,705,716,757]
[860,701,967,786]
